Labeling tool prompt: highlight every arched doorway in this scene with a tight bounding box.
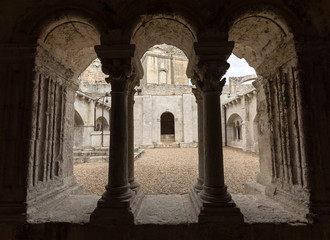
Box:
[160,112,175,143]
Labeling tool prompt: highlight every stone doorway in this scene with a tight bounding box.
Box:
[160,112,175,143]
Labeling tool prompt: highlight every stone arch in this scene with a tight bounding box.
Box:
[36,16,101,81]
[227,113,243,148]
[160,112,175,143]
[158,69,167,84]
[74,110,85,147]
[130,15,198,77]
[228,12,296,76]
[95,116,109,131]
[221,4,307,40]
[16,4,108,43]
[26,11,103,216]
[74,110,85,127]
[227,8,309,214]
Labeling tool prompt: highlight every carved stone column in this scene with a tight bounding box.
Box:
[295,41,330,223]
[192,87,204,191]
[90,44,142,224]
[127,78,140,191]
[191,42,243,223]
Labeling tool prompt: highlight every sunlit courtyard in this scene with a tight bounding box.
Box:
[74,146,259,195]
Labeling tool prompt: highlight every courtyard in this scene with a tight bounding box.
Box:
[74,146,259,195]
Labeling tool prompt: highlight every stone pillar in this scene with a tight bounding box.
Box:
[200,76,231,204]
[241,95,248,151]
[182,93,194,146]
[295,41,330,223]
[191,41,243,223]
[192,88,204,191]
[141,95,153,147]
[90,44,142,224]
[252,77,273,187]
[128,80,140,191]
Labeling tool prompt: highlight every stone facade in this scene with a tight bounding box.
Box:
[135,45,198,148]
[221,75,258,152]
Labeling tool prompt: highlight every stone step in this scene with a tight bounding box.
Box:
[73,151,109,157]
[74,148,145,163]
[154,142,180,148]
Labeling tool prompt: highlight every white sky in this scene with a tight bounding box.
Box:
[223,54,256,81]
[188,54,256,85]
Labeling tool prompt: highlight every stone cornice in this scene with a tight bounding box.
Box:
[223,88,256,107]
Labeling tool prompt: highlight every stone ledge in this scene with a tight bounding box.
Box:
[29,193,308,225]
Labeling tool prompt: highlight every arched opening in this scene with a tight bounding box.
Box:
[160,112,175,143]
[95,116,109,131]
[227,113,243,149]
[74,110,85,147]
[159,70,167,84]
[26,14,102,217]
[133,42,198,195]
[228,9,309,215]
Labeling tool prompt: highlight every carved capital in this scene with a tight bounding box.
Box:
[109,78,130,92]
[193,60,228,93]
[192,87,203,103]
[95,44,136,83]
[95,44,139,93]
[192,41,233,93]
[128,76,140,96]
[103,58,134,83]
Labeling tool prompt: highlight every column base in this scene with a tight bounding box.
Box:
[193,178,203,192]
[189,188,244,224]
[90,187,144,225]
[129,178,141,191]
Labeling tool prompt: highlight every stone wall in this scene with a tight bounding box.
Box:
[134,91,198,148]
[141,44,189,85]
[221,76,258,152]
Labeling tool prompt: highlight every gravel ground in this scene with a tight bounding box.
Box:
[74,147,259,195]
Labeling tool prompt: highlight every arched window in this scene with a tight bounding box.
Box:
[95,116,109,131]
[159,70,167,84]
[237,121,241,140]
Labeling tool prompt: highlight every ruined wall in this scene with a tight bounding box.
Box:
[141,44,189,85]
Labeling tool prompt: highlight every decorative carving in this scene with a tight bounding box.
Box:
[103,58,133,82]
[192,87,203,103]
[193,60,228,93]
[95,44,139,93]
[192,41,233,93]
